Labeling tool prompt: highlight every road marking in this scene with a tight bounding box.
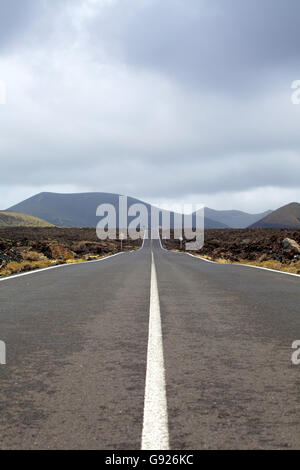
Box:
[0,252,126,283]
[186,253,218,263]
[159,238,300,277]
[139,229,147,250]
[186,251,300,276]
[142,251,169,450]
[1,230,145,283]
[186,251,300,275]
[158,232,168,252]
[158,234,216,261]
[237,262,300,278]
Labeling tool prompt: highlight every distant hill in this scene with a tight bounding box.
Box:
[0,211,54,227]
[250,202,300,228]
[8,192,146,228]
[204,208,272,229]
[8,191,282,229]
[204,217,228,229]
[8,192,229,229]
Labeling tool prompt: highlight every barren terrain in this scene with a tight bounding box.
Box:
[162,228,300,274]
[1,228,300,278]
[0,227,141,277]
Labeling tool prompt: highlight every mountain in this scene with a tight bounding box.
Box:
[203,217,228,229]
[8,192,148,228]
[8,192,228,229]
[250,202,300,228]
[0,211,54,227]
[204,208,272,229]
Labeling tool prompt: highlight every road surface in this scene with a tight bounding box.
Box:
[0,236,299,449]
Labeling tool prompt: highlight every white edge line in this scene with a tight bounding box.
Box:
[158,235,300,278]
[1,231,147,283]
[158,232,169,252]
[186,251,300,277]
[133,229,147,252]
[159,236,217,262]
[186,253,217,264]
[141,229,146,249]
[0,251,127,283]
[141,251,169,450]
[186,251,300,276]
[237,262,300,278]
[186,252,300,277]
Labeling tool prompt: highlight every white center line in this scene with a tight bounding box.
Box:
[141,251,170,450]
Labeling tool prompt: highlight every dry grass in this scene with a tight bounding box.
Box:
[234,259,300,274]
[0,211,53,227]
[211,256,300,274]
[0,259,53,277]
[214,258,231,264]
[173,250,300,274]
[21,251,47,262]
[0,253,117,278]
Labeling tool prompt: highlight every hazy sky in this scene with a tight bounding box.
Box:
[1,0,300,212]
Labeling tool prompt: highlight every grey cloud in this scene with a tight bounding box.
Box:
[0,0,299,211]
[90,0,300,92]
[0,0,76,52]
[0,0,38,49]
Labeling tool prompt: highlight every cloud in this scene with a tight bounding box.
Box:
[88,0,300,92]
[0,0,37,50]
[0,0,299,211]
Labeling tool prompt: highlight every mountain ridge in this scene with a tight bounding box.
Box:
[250,202,300,228]
[204,207,272,229]
[7,192,226,228]
[7,191,275,229]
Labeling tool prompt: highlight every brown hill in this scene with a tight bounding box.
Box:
[250,202,300,228]
[0,211,54,227]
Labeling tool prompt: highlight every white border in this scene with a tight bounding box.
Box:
[158,235,300,278]
[0,251,126,283]
[237,262,300,278]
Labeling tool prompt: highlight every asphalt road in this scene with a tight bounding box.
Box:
[0,236,299,449]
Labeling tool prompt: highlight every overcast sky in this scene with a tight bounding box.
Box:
[1,0,300,212]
